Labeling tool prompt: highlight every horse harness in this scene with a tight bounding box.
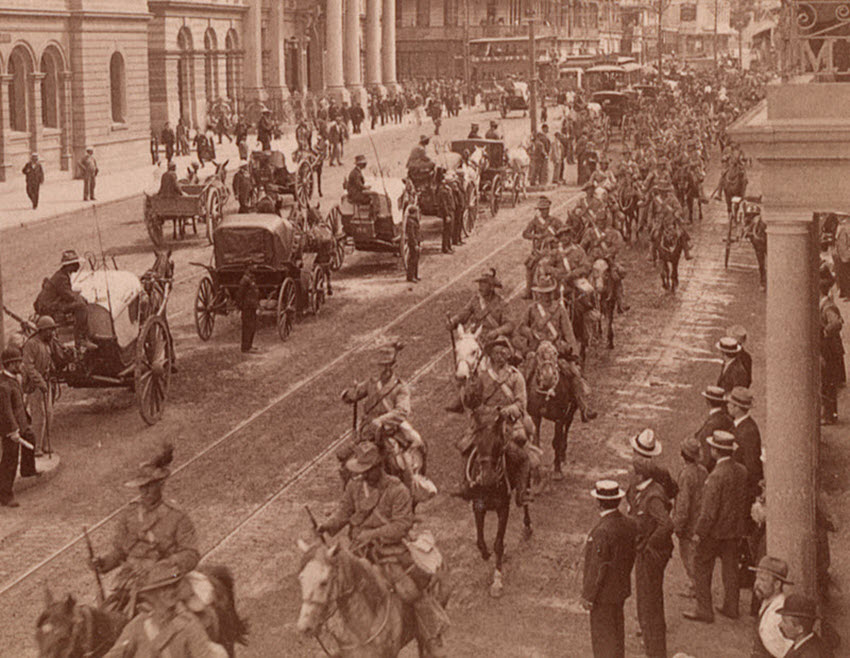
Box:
[65,605,111,658]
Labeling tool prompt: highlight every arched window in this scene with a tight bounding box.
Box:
[204,28,219,106]
[40,51,59,128]
[177,27,193,123]
[225,29,238,101]
[8,46,33,132]
[109,52,126,122]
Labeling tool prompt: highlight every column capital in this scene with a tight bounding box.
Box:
[762,205,816,234]
[29,71,46,81]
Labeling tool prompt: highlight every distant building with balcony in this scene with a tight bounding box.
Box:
[662,0,735,65]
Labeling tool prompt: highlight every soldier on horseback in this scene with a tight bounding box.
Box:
[522,197,563,299]
[91,443,201,618]
[317,442,449,657]
[514,275,597,422]
[650,177,693,262]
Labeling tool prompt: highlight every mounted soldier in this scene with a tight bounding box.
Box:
[317,442,449,657]
[522,196,563,299]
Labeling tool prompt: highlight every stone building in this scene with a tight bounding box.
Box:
[662,0,734,65]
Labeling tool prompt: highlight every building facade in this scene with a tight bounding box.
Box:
[662,0,734,65]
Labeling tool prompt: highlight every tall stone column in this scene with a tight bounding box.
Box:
[0,75,10,182]
[763,209,819,597]
[29,72,45,156]
[326,0,350,103]
[243,0,264,102]
[344,0,366,105]
[269,0,291,104]
[381,0,400,95]
[60,71,73,171]
[365,0,384,96]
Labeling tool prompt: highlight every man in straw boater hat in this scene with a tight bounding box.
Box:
[750,556,794,657]
[727,324,753,386]
[777,594,831,657]
[580,480,638,658]
[726,386,763,505]
[693,384,733,471]
[521,196,563,299]
[716,335,749,394]
[684,430,749,624]
[626,429,676,658]
[91,442,200,616]
[318,442,449,657]
[104,563,228,658]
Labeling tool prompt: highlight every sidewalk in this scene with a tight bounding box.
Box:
[0,108,483,233]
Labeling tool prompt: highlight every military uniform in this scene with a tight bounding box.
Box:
[517,299,579,358]
[343,374,411,432]
[522,211,563,297]
[99,499,200,614]
[450,292,513,341]
[104,607,226,658]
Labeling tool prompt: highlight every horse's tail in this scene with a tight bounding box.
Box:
[201,564,250,648]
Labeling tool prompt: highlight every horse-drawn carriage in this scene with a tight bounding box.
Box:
[246,149,314,208]
[143,163,229,247]
[450,139,522,216]
[8,253,176,425]
[499,80,529,117]
[590,91,631,130]
[327,178,414,273]
[192,212,327,342]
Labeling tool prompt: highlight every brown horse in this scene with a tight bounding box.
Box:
[673,163,703,224]
[657,225,686,293]
[35,566,249,658]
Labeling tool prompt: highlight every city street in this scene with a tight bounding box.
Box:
[3,103,837,657]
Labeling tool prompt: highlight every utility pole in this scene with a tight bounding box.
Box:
[714,0,719,67]
[657,0,663,81]
[529,12,538,136]
[464,0,471,104]
[0,250,4,350]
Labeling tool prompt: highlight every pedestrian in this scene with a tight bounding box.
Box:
[684,430,749,624]
[236,267,260,353]
[328,120,342,166]
[693,385,733,471]
[726,387,763,506]
[833,217,850,299]
[551,129,565,185]
[819,278,844,424]
[747,206,767,290]
[257,108,274,151]
[149,130,159,165]
[23,153,44,209]
[0,346,40,509]
[405,206,421,283]
[193,130,208,167]
[235,116,249,160]
[749,556,794,658]
[176,117,190,156]
[22,317,60,456]
[580,480,638,658]
[727,324,753,385]
[716,335,750,392]
[776,595,831,658]
[438,172,457,254]
[673,436,708,598]
[161,122,175,162]
[626,429,675,658]
[79,146,98,201]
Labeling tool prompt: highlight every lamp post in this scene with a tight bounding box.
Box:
[528,10,538,136]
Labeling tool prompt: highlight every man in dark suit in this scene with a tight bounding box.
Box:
[778,595,833,658]
[693,385,733,471]
[0,347,39,508]
[23,153,45,209]
[581,480,638,658]
[728,325,753,385]
[160,122,175,162]
[684,430,749,623]
[717,336,750,392]
[727,387,763,504]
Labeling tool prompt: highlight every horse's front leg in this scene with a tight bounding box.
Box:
[552,421,566,479]
[522,503,533,540]
[607,304,615,350]
[490,503,510,598]
[474,503,490,562]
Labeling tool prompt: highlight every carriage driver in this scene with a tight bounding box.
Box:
[406,135,436,179]
[34,250,98,353]
[318,442,449,657]
[522,197,563,299]
[346,154,372,206]
[514,275,597,422]
[91,442,203,618]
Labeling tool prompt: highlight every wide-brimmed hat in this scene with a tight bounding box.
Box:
[726,386,753,410]
[489,120,498,128]
[85,146,94,153]
[707,429,736,452]
[36,316,57,332]
[716,336,741,355]
[138,562,183,593]
[1,346,22,366]
[680,436,700,461]
[124,442,174,488]
[776,594,819,620]
[701,385,726,403]
[345,441,382,474]
[748,555,793,584]
[532,274,558,294]
[419,135,430,146]
[475,267,502,288]
[470,123,479,129]
[376,343,400,365]
[591,479,625,500]
[355,154,367,165]
[536,196,552,210]
[485,335,513,354]
[630,428,662,457]
[60,250,82,268]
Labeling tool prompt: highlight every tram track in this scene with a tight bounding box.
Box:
[0,190,581,600]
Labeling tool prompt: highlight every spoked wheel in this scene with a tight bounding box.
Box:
[327,207,346,271]
[277,277,296,341]
[144,197,164,247]
[206,190,223,244]
[194,276,217,341]
[331,237,346,271]
[399,209,411,272]
[490,175,502,217]
[311,266,327,315]
[296,161,313,206]
[135,315,173,425]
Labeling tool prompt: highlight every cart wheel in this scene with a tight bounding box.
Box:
[296,161,313,206]
[194,276,216,341]
[277,277,296,341]
[328,207,346,271]
[206,190,222,244]
[311,266,326,315]
[490,175,501,217]
[399,208,411,272]
[331,237,346,271]
[144,199,164,247]
[135,315,173,425]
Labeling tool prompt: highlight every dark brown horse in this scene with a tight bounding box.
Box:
[35,566,249,658]
[657,225,686,293]
[673,163,703,223]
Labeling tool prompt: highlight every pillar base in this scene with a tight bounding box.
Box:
[60,151,71,172]
[327,86,351,105]
[347,85,369,107]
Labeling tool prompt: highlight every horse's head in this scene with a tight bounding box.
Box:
[453,323,483,382]
[296,539,339,635]
[469,409,506,489]
[534,340,560,392]
[35,587,78,658]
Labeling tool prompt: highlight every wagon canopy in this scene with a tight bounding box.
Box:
[214,212,296,268]
[72,270,143,348]
[449,139,506,168]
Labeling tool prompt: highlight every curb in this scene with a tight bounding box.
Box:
[14,453,62,495]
